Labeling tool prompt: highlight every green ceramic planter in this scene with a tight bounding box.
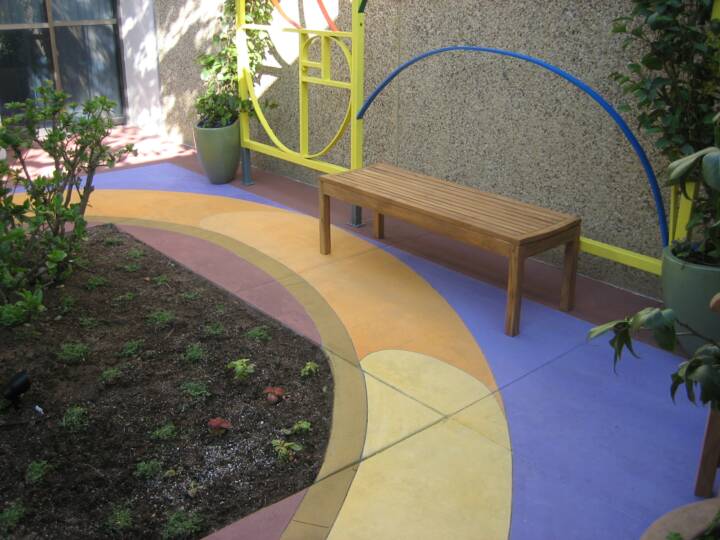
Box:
[662,247,720,352]
[193,120,241,185]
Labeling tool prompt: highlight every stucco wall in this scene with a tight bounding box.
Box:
[153,0,666,297]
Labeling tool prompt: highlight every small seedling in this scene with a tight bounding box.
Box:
[0,501,25,534]
[208,417,232,434]
[263,386,285,404]
[246,325,271,343]
[151,423,177,440]
[86,276,108,290]
[180,291,200,302]
[127,248,145,259]
[152,274,169,286]
[119,339,144,358]
[134,459,162,479]
[59,295,76,314]
[147,310,175,328]
[182,343,206,363]
[58,342,90,364]
[226,358,255,381]
[25,460,52,484]
[203,322,224,337]
[271,439,303,462]
[107,504,132,532]
[281,420,312,436]
[78,316,99,329]
[113,292,136,304]
[181,381,210,400]
[215,304,226,314]
[162,511,203,539]
[61,405,88,431]
[100,367,122,384]
[300,361,320,378]
[103,236,124,246]
[121,262,141,273]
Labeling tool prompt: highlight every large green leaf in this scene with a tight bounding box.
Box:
[702,151,720,191]
[667,147,719,184]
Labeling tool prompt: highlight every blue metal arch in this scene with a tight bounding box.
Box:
[357,46,669,246]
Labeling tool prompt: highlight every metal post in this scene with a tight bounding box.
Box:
[241,148,254,186]
[350,205,363,227]
[349,0,366,227]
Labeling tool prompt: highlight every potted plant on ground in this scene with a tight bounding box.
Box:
[193,0,273,184]
[589,293,720,538]
[611,0,720,347]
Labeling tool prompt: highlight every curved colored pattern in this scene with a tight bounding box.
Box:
[243,35,352,159]
[316,0,339,32]
[270,0,301,29]
[356,46,669,246]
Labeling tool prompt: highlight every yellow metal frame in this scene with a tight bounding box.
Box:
[236,0,365,176]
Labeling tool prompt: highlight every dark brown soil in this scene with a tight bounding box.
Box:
[0,224,333,539]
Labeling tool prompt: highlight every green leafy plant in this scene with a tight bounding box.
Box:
[25,460,52,484]
[226,358,255,380]
[147,309,175,328]
[300,361,320,378]
[61,405,89,431]
[121,262,141,273]
[100,366,123,384]
[183,343,206,363]
[0,289,44,326]
[0,83,133,326]
[103,236,124,247]
[181,381,211,400]
[119,339,144,358]
[78,316,99,328]
[152,274,169,286]
[281,420,312,436]
[180,291,200,302]
[85,275,108,290]
[113,292,136,304]
[58,342,90,364]
[58,294,76,314]
[107,504,132,532]
[127,248,144,259]
[203,322,225,337]
[0,501,25,535]
[134,459,163,479]
[246,325,271,343]
[271,439,303,462]
[151,422,177,441]
[162,510,203,539]
[589,293,720,409]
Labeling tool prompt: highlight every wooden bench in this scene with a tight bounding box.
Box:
[318,163,582,336]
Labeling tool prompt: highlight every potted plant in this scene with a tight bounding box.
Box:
[611,1,720,347]
[193,0,273,184]
[589,294,720,538]
[193,90,244,185]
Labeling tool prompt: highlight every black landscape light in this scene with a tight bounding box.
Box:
[3,371,31,409]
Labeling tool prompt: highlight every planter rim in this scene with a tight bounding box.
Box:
[193,119,239,132]
[663,246,720,272]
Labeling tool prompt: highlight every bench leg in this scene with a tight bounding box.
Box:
[505,248,525,337]
[560,230,580,311]
[373,211,385,239]
[695,409,720,497]
[319,190,331,255]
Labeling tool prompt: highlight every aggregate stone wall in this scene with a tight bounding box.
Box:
[153,0,666,298]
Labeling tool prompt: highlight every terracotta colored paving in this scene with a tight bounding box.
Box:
[19,142,709,538]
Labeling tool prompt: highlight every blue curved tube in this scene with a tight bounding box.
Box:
[358,46,669,247]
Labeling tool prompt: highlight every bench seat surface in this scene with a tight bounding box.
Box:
[321,163,579,245]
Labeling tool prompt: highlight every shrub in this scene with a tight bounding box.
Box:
[107,504,132,532]
[25,460,52,484]
[61,405,88,431]
[119,339,144,358]
[100,367,122,384]
[78,316,99,328]
[134,460,162,479]
[245,325,271,343]
[58,342,89,364]
[0,501,24,535]
[151,422,177,441]
[182,343,206,363]
[152,274,169,286]
[181,381,211,400]
[203,322,225,337]
[0,83,133,326]
[147,309,175,328]
[300,361,319,378]
[162,510,203,539]
[226,358,255,380]
[121,262,141,273]
[127,248,144,259]
[113,292,136,304]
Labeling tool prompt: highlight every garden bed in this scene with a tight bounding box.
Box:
[0,224,333,539]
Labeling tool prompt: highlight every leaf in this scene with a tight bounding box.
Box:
[667,147,719,183]
[587,320,620,340]
[702,151,720,191]
[641,54,663,70]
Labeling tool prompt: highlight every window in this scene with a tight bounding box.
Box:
[0,0,124,117]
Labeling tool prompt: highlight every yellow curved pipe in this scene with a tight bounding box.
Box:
[244,36,352,160]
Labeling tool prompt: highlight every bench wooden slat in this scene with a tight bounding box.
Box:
[318,163,582,336]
